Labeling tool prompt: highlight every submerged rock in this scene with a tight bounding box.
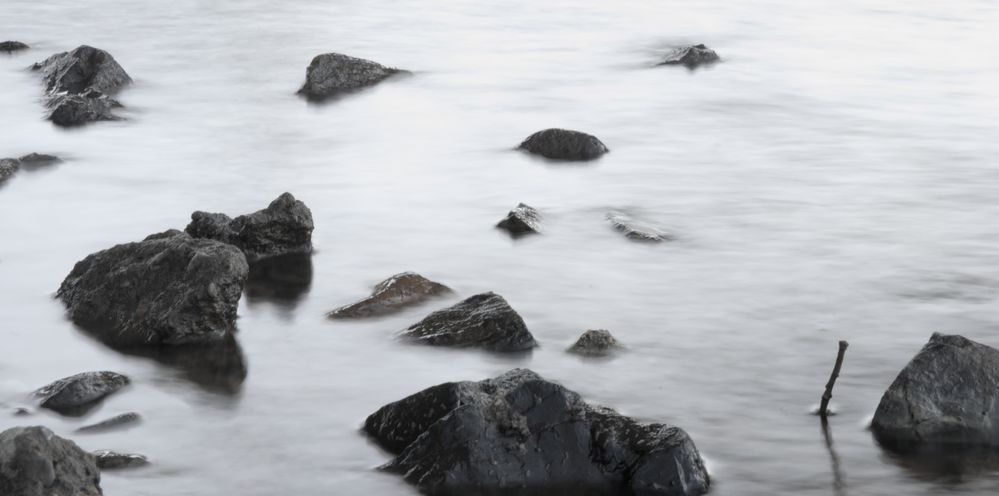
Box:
[567,329,622,357]
[872,333,999,448]
[34,371,130,416]
[185,192,314,261]
[0,426,102,496]
[17,153,61,167]
[399,292,537,352]
[659,44,720,68]
[519,128,608,161]
[45,91,121,126]
[496,203,541,236]
[57,230,248,347]
[92,450,149,470]
[328,272,453,319]
[364,369,710,496]
[31,45,131,126]
[0,41,29,53]
[297,52,405,101]
[0,158,19,183]
[607,211,673,242]
[76,412,142,434]
[0,153,61,183]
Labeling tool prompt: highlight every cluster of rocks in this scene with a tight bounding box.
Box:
[0,154,61,184]
[30,45,132,126]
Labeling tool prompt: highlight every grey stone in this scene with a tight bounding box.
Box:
[92,450,148,470]
[519,128,608,161]
[567,329,622,357]
[186,192,314,261]
[45,92,121,126]
[364,369,709,496]
[607,211,673,242]
[17,153,62,167]
[297,53,405,101]
[659,44,720,68]
[0,158,20,183]
[496,203,541,236]
[34,371,130,417]
[0,426,102,496]
[399,292,537,352]
[76,412,142,434]
[0,41,29,53]
[30,45,131,126]
[328,272,453,319]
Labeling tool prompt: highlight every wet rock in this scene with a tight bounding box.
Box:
[0,426,102,496]
[0,154,61,183]
[57,230,248,347]
[45,92,121,126]
[519,128,608,161]
[297,52,406,101]
[364,369,710,496]
[0,158,19,183]
[496,203,541,236]
[17,153,61,168]
[76,412,142,434]
[186,192,314,261]
[607,211,673,242]
[872,333,999,448]
[400,292,537,352]
[13,407,31,416]
[0,41,29,53]
[92,450,149,470]
[329,272,453,319]
[31,45,131,126]
[567,329,622,357]
[659,44,720,68]
[34,371,130,417]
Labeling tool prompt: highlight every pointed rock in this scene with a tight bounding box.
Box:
[297,53,406,101]
[567,329,622,357]
[659,44,720,68]
[496,203,541,236]
[399,292,536,352]
[186,192,314,261]
[328,272,452,319]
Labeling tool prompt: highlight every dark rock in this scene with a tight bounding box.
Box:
[0,158,20,182]
[57,230,248,347]
[518,128,608,161]
[364,369,710,496]
[607,211,673,242]
[244,252,314,306]
[17,153,62,168]
[13,408,31,416]
[0,41,29,53]
[659,44,720,68]
[45,92,120,126]
[34,371,130,417]
[76,412,142,434]
[92,450,149,470]
[297,52,405,101]
[567,329,622,357]
[32,45,131,95]
[399,292,537,352]
[186,192,314,261]
[328,272,453,319]
[496,203,541,236]
[0,426,102,496]
[872,333,999,448]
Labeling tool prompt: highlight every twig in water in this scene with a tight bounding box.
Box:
[819,340,849,418]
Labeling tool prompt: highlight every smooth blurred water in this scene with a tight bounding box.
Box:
[2,1,999,494]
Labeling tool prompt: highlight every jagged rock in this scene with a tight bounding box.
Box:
[0,426,102,496]
[567,329,622,357]
[519,128,608,161]
[186,192,314,261]
[0,41,29,53]
[496,203,541,236]
[76,412,142,434]
[659,44,720,68]
[364,369,710,496]
[872,333,999,448]
[57,230,248,347]
[0,158,19,182]
[30,45,131,126]
[297,53,406,101]
[92,450,149,470]
[45,92,120,126]
[607,211,673,242]
[328,272,453,319]
[34,371,130,416]
[399,292,537,352]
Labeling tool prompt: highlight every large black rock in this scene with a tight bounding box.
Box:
[364,369,710,496]
[186,192,314,261]
[519,128,608,161]
[0,426,102,496]
[30,45,131,126]
[34,371,130,416]
[57,230,248,347]
[297,53,405,101]
[328,272,453,319]
[399,292,537,352]
[658,44,719,68]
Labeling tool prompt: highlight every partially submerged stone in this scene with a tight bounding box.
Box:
[328,272,452,319]
[17,153,61,167]
[34,371,130,416]
[607,211,673,242]
[0,153,62,183]
[297,53,406,101]
[659,44,720,68]
[0,158,19,183]
[92,450,149,470]
[31,45,131,126]
[399,292,537,352]
[0,41,29,53]
[519,128,608,161]
[45,91,121,126]
[496,203,541,236]
[186,192,314,261]
[567,329,622,357]
[76,412,142,434]
[0,426,102,496]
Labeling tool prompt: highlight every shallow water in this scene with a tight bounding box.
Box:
[2,0,999,494]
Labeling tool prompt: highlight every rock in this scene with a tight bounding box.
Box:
[399,292,537,352]
[567,329,622,357]
[13,408,31,416]
[17,153,62,167]
[0,426,102,496]
[57,230,248,347]
[31,45,131,126]
[659,44,720,68]
[328,272,453,319]
[34,371,130,417]
[0,158,20,183]
[1,41,29,53]
[185,192,314,261]
[496,203,541,236]
[872,333,999,448]
[92,450,149,470]
[364,369,709,496]
[45,92,120,126]
[297,52,405,101]
[518,128,608,161]
[76,412,142,434]
[607,211,673,242]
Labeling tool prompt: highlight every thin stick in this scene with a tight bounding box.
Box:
[819,340,849,418]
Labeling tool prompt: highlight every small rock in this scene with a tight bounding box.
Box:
[34,371,130,417]
[17,153,62,167]
[0,158,20,183]
[76,412,142,434]
[297,52,406,101]
[567,329,622,357]
[13,407,31,416]
[328,272,453,319]
[45,92,121,126]
[186,192,314,261]
[659,44,720,68]
[607,211,673,242]
[92,450,149,470]
[0,426,102,496]
[519,128,608,161]
[399,292,537,352]
[0,41,29,53]
[496,203,541,236]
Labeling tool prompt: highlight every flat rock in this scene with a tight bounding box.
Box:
[76,412,142,434]
[0,426,102,496]
[92,450,149,470]
[17,153,62,167]
[34,371,130,416]
[186,192,314,261]
[519,128,608,161]
[297,52,405,101]
[607,211,673,242]
[328,272,452,319]
[567,329,622,357]
[364,369,710,495]
[0,41,29,53]
[399,292,537,352]
[659,44,720,68]
[496,203,541,236]
[57,230,248,347]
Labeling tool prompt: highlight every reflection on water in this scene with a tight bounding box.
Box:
[821,418,847,496]
[244,253,314,309]
[875,435,999,483]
